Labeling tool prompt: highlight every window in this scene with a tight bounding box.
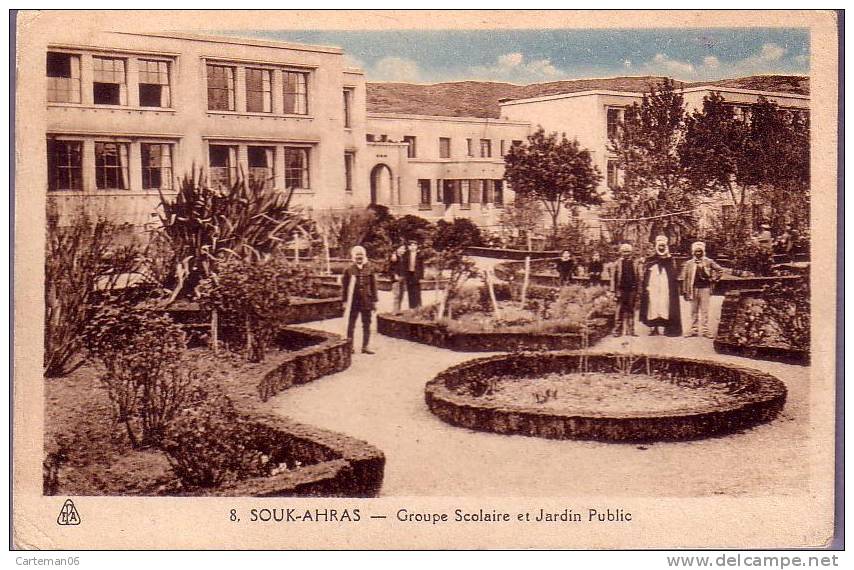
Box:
[439,137,451,159]
[442,180,460,205]
[494,180,504,205]
[284,147,310,189]
[138,59,170,107]
[283,71,308,115]
[343,89,353,128]
[483,179,494,204]
[480,139,492,158]
[47,140,83,191]
[607,160,620,190]
[46,52,81,103]
[500,140,506,157]
[207,64,235,111]
[466,138,474,157]
[248,146,275,188]
[607,107,624,139]
[141,143,173,190]
[94,142,129,190]
[511,140,523,147]
[403,136,417,159]
[344,152,355,192]
[209,145,237,189]
[93,57,127,105]
[245,68,272,113]
[418,179,431,207]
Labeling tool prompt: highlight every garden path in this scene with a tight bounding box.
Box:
[270,285,814,498]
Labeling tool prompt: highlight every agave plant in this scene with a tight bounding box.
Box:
[155,166,306,301]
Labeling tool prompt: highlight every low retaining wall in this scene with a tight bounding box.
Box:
[281,297,343,324]
[376,277,448,292]
[714,292,809,366]
[377,313,613,352]
[425,352,788,442]
[465,247,561,260]
[212,326,384,497]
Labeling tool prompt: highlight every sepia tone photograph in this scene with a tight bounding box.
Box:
[12,9,840,550]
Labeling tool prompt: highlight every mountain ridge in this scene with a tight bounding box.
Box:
[366,75,809,119]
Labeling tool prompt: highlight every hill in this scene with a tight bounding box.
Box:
[366,75,809,119]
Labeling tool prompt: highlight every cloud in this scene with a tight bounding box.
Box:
[370,56,422,82]
[637,42,806,80]
[702,55,720,69]
[469,52,562,82]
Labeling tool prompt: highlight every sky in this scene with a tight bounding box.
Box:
[221,28,809,84]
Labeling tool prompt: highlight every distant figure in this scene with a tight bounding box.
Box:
[757,223,774,253]
[640,235,682,337]
[556,250,575,286]
[775,224,795,262]
[610,243,641,337]
[587,252,604,285]
[342,246,378,354]
[389,243,407,314]
[403,239,425,309]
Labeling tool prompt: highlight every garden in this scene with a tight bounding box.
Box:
[44,172,384,497]
[714,279,810,365]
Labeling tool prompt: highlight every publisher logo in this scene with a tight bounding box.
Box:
[57,499,80,526]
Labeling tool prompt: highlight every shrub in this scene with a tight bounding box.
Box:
[196,256,313,362]
[161,387,273,489]
[84,303,193,447]
[729,279,810,351]
[44,214,142,377]
[156,169,306,300]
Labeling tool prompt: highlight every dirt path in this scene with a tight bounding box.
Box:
[271,287,811,498]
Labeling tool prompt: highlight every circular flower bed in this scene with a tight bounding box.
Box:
[425,352,787,442]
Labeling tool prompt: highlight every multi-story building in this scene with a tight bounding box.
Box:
[37,29,809,239]
[499,86,810,236]
[43,31,369,227]
[363,113,530,227]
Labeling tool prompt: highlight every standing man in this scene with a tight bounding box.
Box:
[640,235,682,337]
[679,241,750,338]
[587,252,604,286]
[610,243,641,337]
[403,239,424,309]
[342,245,378,354]
[389,243,407,315]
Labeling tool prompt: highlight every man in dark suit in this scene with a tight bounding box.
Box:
[342,245,378,354]
[403,239,424,309]
[610,243,642,337]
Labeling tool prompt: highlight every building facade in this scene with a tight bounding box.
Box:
[37,30,809,238]
[363,113,530,228]
[43,31,370,227]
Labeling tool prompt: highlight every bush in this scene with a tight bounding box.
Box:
[729,280,810,351]
[45,214,142,377]
[84,303,193,447]
[196,256,313,361]
[161,387,273,489]
[730,239,774,276]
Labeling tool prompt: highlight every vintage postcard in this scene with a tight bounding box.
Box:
[12,10,840,550]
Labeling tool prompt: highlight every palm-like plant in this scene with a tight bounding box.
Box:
[156,167,306,301]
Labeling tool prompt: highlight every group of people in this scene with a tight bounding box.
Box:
[340,240,425,355]
[609,236,749,339]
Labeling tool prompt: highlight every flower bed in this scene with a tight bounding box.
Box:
[714,285,810,366]
[425,352,788,442]
[376,276,448,292]
[45,327,385,497]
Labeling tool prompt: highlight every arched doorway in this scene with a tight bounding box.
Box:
[370,164,394,205]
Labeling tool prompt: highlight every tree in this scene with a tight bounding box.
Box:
[608,79,698,247]
[432,219,482,318]
[681,94,810,242]
[504,128,602,246]
[498,193,544,248]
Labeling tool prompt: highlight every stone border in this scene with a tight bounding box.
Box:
[376,276,448,292]
[714,291,810,366]
[425,352,788,442]
[377,313,613,352]
[209,326,385,497]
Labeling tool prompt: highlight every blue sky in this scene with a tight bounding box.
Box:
[222,28,809,84]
